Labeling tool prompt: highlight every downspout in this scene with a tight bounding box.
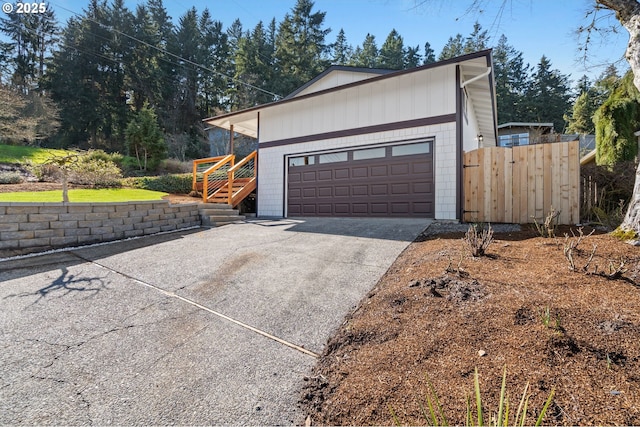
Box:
[456,65,463,222]
[460,67,491,89]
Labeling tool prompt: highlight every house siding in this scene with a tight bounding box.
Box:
[259,66,457,144]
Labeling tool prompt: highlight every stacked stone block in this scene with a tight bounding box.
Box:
[0,201,200,257]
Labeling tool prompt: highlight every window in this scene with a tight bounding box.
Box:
[392,142,430,156]
[318,152,348,164]
[498,133,529,147]
[288,156,315,166]
[353,147,386,160]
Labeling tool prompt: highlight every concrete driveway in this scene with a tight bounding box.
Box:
[0,217,429,425]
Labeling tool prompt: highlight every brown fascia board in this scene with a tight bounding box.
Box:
[202,49,494,125]
[284,65,397,99]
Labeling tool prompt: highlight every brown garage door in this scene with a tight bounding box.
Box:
[287,141,434,218]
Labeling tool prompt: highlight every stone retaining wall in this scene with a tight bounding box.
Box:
[0,201,201,257]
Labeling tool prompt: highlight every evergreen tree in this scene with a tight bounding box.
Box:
[423,42,436,64]
[525,56,572,132]
[273,0,331,96]
[378,29,404,70]
[492,35,530,124]
[464,22,490,53]
[565,75,603,135]
[594,70,640,166]
[332,28,352,65]
[350,33,378,67]
[232,21,277,109]
[125,103,167,171]
[0,5,59,92]
[404,45,421,68]
[438,34,464,60]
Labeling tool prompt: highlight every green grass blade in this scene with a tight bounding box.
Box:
[534,388,555,427]
[465,394,472,427]
[425,375,448,425]
[514,382,529,427]
[474,367,484,426]
[388,404,401,426]
[497,367,507,426]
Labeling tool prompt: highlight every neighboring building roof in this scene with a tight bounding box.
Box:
[498,122,554,129]
[284,65,396,99]
[581,148,596,166]
[204,49,497,142]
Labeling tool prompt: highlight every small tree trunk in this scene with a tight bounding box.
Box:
[61,171,69,203]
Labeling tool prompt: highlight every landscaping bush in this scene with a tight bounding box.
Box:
[29,151,123,188]
[69,157,123,188]
[0,171,24,184]
[121,173,192,194]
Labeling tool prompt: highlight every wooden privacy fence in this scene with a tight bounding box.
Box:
[463,141,580,225]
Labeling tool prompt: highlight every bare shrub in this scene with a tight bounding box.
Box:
[463,223,494,257]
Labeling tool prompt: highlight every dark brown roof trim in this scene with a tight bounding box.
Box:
[259,114,456,149]
[203,49,493,124]
[285,65,396,99]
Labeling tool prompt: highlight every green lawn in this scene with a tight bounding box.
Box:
[0,144,73,164]
[0,188,168,203]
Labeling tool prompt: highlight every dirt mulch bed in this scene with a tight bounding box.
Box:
[300,226,640,426]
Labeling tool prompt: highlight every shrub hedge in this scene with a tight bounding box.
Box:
[121,173,192,194]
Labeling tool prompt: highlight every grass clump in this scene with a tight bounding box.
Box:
[390,367,554,426]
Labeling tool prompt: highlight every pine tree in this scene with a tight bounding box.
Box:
[525,56,572,132]
[492,35,530,124]
[125,103,167,171]
[438,34,464,60]
[273,0,331,96]
[464,22,490,53]
[378,29,404,70]
[423,42,436,64]
[350,33,378,67]
[332,28,352,65]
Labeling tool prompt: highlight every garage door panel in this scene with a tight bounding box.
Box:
[318,170,332,180]
[318,187,332,197]
[334,168,350,179]
[390,164,410,175]
[391,183,410,195]
[288,141,434,218]
[371,184,388,196]
[370,165,388,177]
[352,167,368,178]
[334,186,350,197]
[391,202,410,214]
[334,203,350,214]
[302,171,317,182]
[371,203,389,214]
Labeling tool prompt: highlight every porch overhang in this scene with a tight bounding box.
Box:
[204,109,260,138]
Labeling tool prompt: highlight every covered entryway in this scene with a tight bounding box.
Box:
[287,140,434,218]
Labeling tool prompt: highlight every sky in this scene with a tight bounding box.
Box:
[42,0,632,83]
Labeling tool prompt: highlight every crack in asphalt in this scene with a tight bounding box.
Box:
[68,252,320,359]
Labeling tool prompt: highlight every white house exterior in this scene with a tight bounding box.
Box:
[204,50,497,220]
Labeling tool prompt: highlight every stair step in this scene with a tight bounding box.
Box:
[199,208,240,216]
[206,215,245,222]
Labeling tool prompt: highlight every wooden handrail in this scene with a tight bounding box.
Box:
[227,151,257,205]
[192,155,228,190]
[202,154,235,203]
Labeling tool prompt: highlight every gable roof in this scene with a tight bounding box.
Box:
[285,66,396,99]
[204,49,497,142]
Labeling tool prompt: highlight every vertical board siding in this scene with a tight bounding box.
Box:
[463,141,580,225]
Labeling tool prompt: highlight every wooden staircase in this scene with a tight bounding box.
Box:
[192,151,257,214]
